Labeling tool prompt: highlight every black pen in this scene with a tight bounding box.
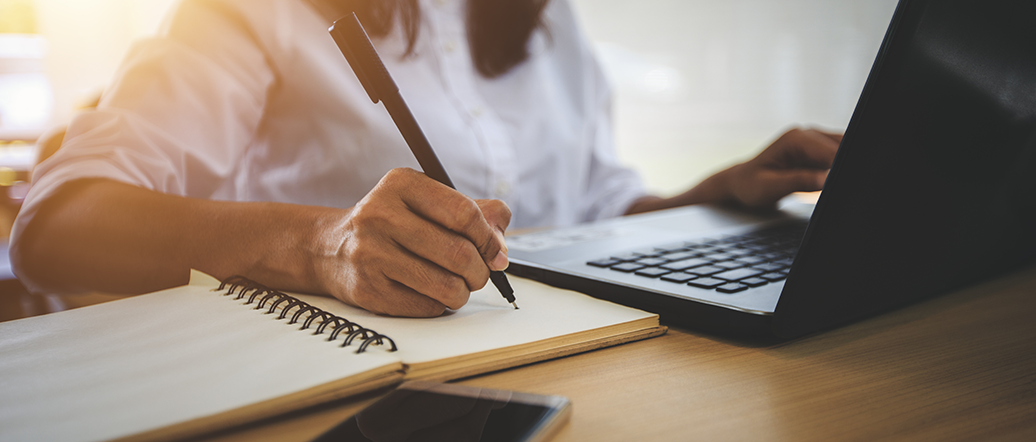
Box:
[330,13,518,309]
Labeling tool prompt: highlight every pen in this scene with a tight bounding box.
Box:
[330,13,518,310]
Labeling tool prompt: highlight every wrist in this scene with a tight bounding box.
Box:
[682,165,738,206]
[244,203,349,295]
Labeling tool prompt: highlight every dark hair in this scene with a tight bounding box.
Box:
[350,0,550,78]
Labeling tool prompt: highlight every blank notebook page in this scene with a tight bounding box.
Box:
[0,272,402,442]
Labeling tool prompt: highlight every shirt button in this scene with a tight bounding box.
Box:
[471,107,484,117]
[434,0,447,6]
[495,180,511,197]
[444,41,456,53]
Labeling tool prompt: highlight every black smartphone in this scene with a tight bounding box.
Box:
[311,381,571,442]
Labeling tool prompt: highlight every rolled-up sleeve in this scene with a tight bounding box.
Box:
[10,0,275,291]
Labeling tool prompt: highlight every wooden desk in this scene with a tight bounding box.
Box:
[199,264,1036,442]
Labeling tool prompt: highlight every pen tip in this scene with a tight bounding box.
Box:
[511,302,519,310]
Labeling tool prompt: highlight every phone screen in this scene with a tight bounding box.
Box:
[312,384,568,442]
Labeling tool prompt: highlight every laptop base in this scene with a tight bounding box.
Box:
[507,262,773,336]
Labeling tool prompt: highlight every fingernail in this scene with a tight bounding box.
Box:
[491,250,509,271]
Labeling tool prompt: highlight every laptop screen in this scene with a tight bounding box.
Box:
[773,0,1036,337]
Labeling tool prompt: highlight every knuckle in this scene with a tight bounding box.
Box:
[446,241,481,268]
[450,198,485,232]
[408,301,447,318]
[433,273,469,309]
[784,127,805,140]
[456,197,483,221]
[382,167,413,182]
[347,280,388,314]
[442,241,489,290]
[376,168,419,194]
[498,201,512,221]
[469,270,490,292]
[483,199,512,225]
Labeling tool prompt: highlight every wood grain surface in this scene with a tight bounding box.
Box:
[199,264,1036,442]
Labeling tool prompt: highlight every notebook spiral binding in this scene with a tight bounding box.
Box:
[216,276,397,354]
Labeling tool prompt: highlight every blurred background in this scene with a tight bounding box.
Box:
[0,0,899,195]
[572,0,898,193]
[0,0,899,316]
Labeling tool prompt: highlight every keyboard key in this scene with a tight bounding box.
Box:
[753,262,787,272]
[635,257,667,266]
[713,260,745,270]
[635,267,671,278]
[661,258,712,271]
[687,265,725,276]
[660,272,697,283]
[726,248,755,257]
[609,253,641,262]
[696,246,726,255]
[705,252,736,261]
[587,258,622,268]
[745,245,779,252]
[687,277,726,288]
[735,256,767,265]
[610,262,645,273]
[740,277,769,287]
[631,248,662,257]
[653,242,690,252]
[591,221,804,289]
[713,268,765,281]
[716,282,749,293]
[660,251,699,261]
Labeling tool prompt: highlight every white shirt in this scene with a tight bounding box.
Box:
[12,0,646,288]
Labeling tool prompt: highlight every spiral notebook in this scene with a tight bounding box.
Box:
[0,270,663,442]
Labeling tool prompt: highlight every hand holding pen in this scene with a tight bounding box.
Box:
[328,13,518,312]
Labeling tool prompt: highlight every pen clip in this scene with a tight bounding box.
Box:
[329,12,398,105]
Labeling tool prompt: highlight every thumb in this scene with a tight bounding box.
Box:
[475,199,512,270]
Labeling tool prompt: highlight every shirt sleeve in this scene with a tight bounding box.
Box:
[576,42,649,223]
[10,0,275,292]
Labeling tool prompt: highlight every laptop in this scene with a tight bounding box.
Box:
[506,0,1036,338]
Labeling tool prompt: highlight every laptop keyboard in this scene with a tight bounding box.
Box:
[586,222,807,294]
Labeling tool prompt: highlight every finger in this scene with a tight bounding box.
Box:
[475,198,511,262]
[418,195,503,270]
[387,169,507,270]
[331,231,462,316]
[815,129,844,143]
[377,248,472,311]
[752,169,828,205]
[390,217,490,292]
[780,129,840,169]
[343,220,475,309]
[347,276,450,317]
[476,199,511,235]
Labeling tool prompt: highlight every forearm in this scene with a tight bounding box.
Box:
[624,166,736,215]
[15,179,343,295]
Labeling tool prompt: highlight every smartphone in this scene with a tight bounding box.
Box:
[311,381,571,442]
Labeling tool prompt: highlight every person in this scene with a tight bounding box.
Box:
[10,0,840,317]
